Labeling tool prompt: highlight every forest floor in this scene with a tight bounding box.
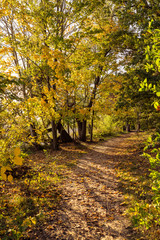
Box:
[1,132,152,240]
[29,132,149,240]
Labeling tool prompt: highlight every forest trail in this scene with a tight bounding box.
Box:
[32,132,146,240]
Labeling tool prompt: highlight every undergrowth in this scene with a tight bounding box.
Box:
[117,132,160,240]
[0,146,78,240]
[93,115,121,139]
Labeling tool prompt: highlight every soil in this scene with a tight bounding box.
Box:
[30,132,146,240]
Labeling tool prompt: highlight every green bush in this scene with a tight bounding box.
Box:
[93,115,121,138]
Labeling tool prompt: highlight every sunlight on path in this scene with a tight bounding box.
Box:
[39,133,140,239]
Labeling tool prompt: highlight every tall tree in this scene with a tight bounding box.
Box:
[109,0,160,129]
[68,0,120,141]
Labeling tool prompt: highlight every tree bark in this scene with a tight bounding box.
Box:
[67,123,70,135]
[126,122,130,132]
[51,120,58,150]
[90,110,94,142]
[136,112,140,132]
[57,121,73,143]
[77,120,87,142]
[136,123,140,132]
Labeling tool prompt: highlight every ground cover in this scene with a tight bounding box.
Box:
[1,132,159,240]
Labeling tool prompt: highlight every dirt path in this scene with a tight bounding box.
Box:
[36,133,144,240]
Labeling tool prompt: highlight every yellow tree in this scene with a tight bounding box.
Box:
[67,1,119,141]
[0,0,97,149]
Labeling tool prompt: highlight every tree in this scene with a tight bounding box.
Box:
[67,0,121,141]
[109,0,160,130]
[0,0,88,148]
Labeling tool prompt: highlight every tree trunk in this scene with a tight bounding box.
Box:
[30,124,37,138]
[51,120,58,150]
[77,120,87,142]
[73,118,76,140]
[29,124,42,150]
[136,112,140,132]
[67,123,70,135]
[136,123,140,132]
[57,121,73,143]
[126,122,130,132]
[90,111,94,142]
[123,125,126,131]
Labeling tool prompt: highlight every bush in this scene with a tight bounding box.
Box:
[93,115,121,138]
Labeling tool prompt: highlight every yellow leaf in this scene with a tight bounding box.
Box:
[14,147,21,157]
[1,166,6,175]
[1,166,12,173]
[14,156,23,166]
[8,175,13,182]
[1,171,7,181]
[31,218,36,225]
[1,166,12,181]
[24,179,28,184]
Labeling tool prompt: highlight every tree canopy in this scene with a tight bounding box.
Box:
[0,0,159,151]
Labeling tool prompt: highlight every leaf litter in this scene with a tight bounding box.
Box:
[0,132,150,239]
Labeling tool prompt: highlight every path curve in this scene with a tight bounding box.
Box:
[39,133,142,240]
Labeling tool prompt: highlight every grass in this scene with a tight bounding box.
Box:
[116,132,160,240]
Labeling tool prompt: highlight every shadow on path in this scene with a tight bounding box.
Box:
[32,133,145,240]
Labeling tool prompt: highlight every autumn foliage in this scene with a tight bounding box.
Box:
[0,0,160,239]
